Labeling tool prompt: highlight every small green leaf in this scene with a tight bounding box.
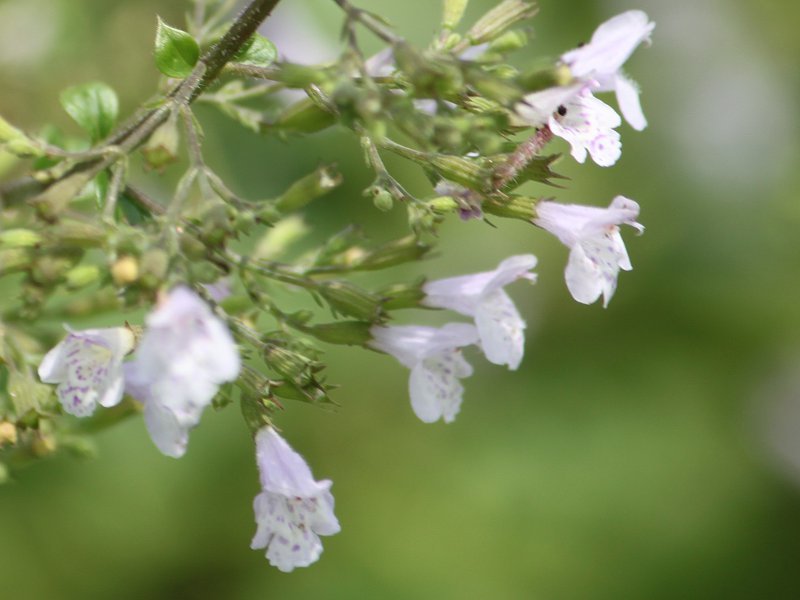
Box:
[59,82,119,143]
[234,34,277,67]
[154,17,200,78]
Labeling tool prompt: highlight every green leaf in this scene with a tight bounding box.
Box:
[234,34,277,67]
[154,17,199,78]
[59,82,119,143]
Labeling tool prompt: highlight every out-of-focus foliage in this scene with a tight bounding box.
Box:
[1,0,800,598]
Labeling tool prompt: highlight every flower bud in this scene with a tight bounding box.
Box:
[0,422,18,447]
[0,115,43,157]
[304,321,373,346]
[275,166,342,214]
[0,228,42,249]
[367,186,394,212]
[0,249,32,275]
[484,196,537,221]
[443,0,469,30]
[65,264,101,289]
[142,113,180,169]
[378,280,426,310]
[31,252,80,286]
[517,64,573,93]
[58,434,98,459]
[273,63,330,88]
[111,255,140,286]
[31,432,57,458]
[357,236,432,270]
[46,219,106,248]
[263,343,318,386]
[274,98,336,134]
[252,216,309,260]
[429,155,491,192]
[466,0,538,45]
[0,463,9,485]
[139,248,169,288]
[489,29,529,53]
[318,281,384,321]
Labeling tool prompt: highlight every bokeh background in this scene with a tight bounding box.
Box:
[2,0,800,598]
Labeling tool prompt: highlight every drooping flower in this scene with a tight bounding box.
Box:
[547,90,622,167]
[561,10,655,130]
[124,286,240,458]
[369,323,479,423]
[251,427,340,572]
[534,196,644,307]
[38,326,134,417]
[423,255,537,370]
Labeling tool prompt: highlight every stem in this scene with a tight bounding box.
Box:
[332,0,402,44]
[492,125,553,191]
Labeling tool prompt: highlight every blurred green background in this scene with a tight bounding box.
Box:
[2,0,800,598]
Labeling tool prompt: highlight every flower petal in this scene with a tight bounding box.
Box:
[409,351,472,424]
[475,290,526,370]
[255,427,332,498]
[143,400,189,458]
[615,74,647,131]
[562,10,655,78]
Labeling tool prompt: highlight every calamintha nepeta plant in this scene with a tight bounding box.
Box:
[0,0,654,572]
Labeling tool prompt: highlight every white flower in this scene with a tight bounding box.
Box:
[515,83,585,128]
[124,286,240,458]
[423,255,537,370]
[369,323,479,423]
[534,196,644,307]
[548,89,621,167]
[38,326,134,417]
[251,427,340,573]
[561,10,655,131]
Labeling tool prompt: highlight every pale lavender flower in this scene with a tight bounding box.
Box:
[369,323,479,423]
[124,286,240,458]
[38,326,134,417]
[547,89,622,167]
[534,196,644,307]
[561,10,655,130]
[251,427,340,572]
[423,255,537,370]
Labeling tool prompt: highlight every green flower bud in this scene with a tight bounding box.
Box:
[179,233,207,260]
[252,215,309,260]
[379,280,426,310]
[31,253,80,286]
[141,113,180,169]
[305,321,372,346]
[0,463,10,485]
[263,343,318,386]
[443,0,469,30]
[0,249,32,275]
[46,219,106,248]
[0,228,42,249]
[428,196,460,214]
[484,196,537,221]
[466,0,538,45]
[275,166,342,214]
[0,115,43,157]
[369,187,394,212]
[358,236,432,270]
[429,154,492,192]
[318,280,384,321]
[273,63,330,88]
[57,434,98,459]
[274,98,336,134]
[517,64,573,93]
[65,264,101,289]
[139,248,170,288]
[489,29,528,53]
[0,422,18,447]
